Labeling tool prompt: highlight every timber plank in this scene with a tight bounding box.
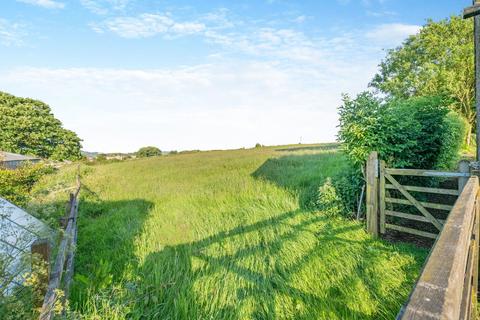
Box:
[399,176,479,320]
[385,184,459,196]
[385,223,437,239]
[385,168,469,178]
[385,197,453,211]
[384,173,443,231]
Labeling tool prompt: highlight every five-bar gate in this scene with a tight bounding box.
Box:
[366,152,471,238]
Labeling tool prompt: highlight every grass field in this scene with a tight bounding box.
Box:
[31,144,428,319]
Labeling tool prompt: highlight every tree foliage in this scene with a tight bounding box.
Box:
[136,146,162,158]
[338,93,467,170]
[370,16,474,138]
[0,92,82,160]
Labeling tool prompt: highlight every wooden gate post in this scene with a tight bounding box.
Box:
[366,151,379,236]
[379,160,386,234]
[458,160,470,193]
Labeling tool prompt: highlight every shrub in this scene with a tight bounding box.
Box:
[436,111,468,169]
[0,252,49,319]
[0,163,53,206]
[255,143,263,148]
[338,93,467,170]
[136,146,162,158]
[313,162,363,218]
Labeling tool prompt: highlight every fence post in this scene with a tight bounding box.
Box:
[366,151,379,236]
[458,160,470,193]
[379,160,386,234]
[31,238,50,300]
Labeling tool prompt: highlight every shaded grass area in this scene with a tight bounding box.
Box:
[31,144,428,319]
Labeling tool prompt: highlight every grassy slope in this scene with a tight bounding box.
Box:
[32,144,427,319]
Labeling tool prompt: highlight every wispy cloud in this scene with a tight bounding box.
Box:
[16,0,64,9]
[0,19,27,46]
[366,23,420,47]
[366,10,396,17]
[91,13,206,38]
[80,0,130,15]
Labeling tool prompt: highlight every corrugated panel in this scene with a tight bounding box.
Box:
[0,198,55,294]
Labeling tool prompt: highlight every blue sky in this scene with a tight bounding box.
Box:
[0,0,471,152]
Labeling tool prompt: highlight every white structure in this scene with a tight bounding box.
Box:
[0,151,41,169]
[0,197,54,293]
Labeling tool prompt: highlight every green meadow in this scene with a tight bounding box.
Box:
[31,144,428,319]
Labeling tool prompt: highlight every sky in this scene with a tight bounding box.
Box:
[0,0,472,152]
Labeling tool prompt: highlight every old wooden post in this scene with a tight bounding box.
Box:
[458,160,470,193]
[31,238,50,272]
[31,238,51,300]
[366,151,379,236]
[464,1,480,160]
[379,160,386,234]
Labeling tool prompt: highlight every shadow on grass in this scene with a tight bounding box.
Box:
[274,143,339,153]
[131,210,425,319]
[69,195,154,308]
[71,153,425,319]
[252,152,347,210]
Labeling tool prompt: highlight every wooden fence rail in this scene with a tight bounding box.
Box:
[39,175,81,320]
[397,176,479,319]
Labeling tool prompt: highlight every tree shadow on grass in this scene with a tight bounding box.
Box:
[131,210,426,319]
[274,144,339,153]
[251,152,348,210]
[68,195,154,310]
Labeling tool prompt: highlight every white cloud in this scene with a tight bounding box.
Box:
[0,19,26,46]
[16,0,64,9]
[0,59,375,152]
[91,14,206,38]
[80,0,129,15]
[366,23,420,47]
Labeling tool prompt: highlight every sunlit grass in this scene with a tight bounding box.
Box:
[32,144,427,319]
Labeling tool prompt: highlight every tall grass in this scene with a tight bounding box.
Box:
[32,144,427,319]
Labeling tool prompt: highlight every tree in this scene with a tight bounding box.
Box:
[370,16,475,143]
[0,91,82,160]
[136,146,162,158]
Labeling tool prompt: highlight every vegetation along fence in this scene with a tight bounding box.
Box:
[365,151,479,319]
[39,175,81,320]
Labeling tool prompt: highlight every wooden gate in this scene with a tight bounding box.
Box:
[366,152,471,238]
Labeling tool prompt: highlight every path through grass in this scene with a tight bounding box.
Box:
[33,144,428,319]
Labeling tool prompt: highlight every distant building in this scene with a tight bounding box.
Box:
[106,154,126,160]
[0,151,41,169]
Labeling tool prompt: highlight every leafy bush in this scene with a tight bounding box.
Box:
[338,93,467,170]
[436,111,468,169]
[313,163,363,218]
[0,253,49,319]
[0,164,54,206]
[136,146,162,158]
